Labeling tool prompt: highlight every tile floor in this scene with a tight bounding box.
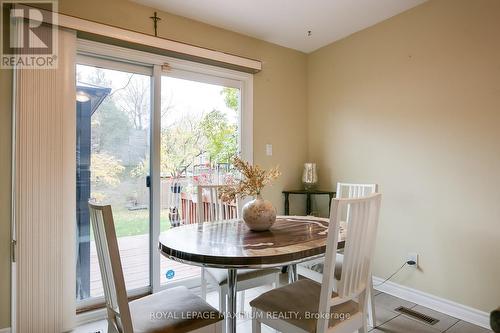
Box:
[75,281,492,333]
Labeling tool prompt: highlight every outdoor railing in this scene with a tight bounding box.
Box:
[180,192,238,224]
[161,175,237,227]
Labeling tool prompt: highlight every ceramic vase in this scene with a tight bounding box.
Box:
[242,195,276,231]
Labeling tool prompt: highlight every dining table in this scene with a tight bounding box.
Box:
[158,216,346,333]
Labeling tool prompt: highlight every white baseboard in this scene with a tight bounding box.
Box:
[372,276,491,330]
[0,328,11,333]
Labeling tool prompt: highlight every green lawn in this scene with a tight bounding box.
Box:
[109,208,171,238]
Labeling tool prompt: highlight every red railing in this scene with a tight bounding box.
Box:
[180,192,238,223]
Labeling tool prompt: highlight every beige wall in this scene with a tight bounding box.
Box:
[308,0,500,312]
[0,0,308,328]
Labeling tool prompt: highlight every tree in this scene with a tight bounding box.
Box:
[91,152,125,186]
[84,68,132,156]
[119,83,241,179]
[200,109,238,164]
[115,75,150,130]
[93,99,131,154]
[161,115,205,177]
[221,87,240,112]
[90,152,125,201]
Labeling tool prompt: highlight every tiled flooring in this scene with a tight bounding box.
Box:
[75,279,492,333]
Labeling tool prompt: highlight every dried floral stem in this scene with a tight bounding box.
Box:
[219,156,281,202]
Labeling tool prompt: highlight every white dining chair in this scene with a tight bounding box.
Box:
[89,202,223,333]
[297,182,379,327]
[197,185,281,325]
[251,193,382,333]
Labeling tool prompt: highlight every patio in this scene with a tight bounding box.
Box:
[89,233,200,297]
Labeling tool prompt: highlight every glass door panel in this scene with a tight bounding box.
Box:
[159,74,240,285]
[76,63,152,301]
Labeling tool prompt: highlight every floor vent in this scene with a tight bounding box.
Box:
[394,306,440,325]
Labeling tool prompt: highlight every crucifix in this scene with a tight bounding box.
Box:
[149,12,162,37]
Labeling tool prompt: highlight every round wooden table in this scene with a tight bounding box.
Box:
[158,216,340,333]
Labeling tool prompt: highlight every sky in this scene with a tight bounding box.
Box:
[162,76,239,127]
[76,64,239,129]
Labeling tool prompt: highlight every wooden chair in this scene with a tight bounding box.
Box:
[88,202,223,333]
[197,185,280,329]
[251,194,382,333]
[297,183,379,327]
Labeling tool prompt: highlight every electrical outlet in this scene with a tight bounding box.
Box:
[407,253,418,268]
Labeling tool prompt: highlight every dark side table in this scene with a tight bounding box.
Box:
[282,189,335,216]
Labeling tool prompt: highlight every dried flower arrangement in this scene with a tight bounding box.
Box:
[219,156,281,202]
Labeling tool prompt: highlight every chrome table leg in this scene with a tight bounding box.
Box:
[288,264,298,283]
[227,268,237,333]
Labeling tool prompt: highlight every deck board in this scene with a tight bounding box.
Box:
[90,233,200,297]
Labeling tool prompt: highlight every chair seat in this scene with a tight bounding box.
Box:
[299,254,343,280]
[205,267,279,286]
[130,286,223,333]
[250,279,359,333]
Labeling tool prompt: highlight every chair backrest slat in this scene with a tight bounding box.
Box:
[317,194,382,333]
[196,185,240,223]
[336,182,378,199]
[336,182,378,225]
[89,203,133,333]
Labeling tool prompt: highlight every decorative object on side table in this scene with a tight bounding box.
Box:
[302,162,318,190]
[219,157,281,231]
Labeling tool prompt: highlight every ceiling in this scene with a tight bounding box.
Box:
[133,0,427,53]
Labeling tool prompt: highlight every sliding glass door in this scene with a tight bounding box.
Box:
[74,41,252,306]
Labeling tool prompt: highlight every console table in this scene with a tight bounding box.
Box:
[282,189,335,215]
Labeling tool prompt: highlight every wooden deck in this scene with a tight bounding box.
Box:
[90,233,200,297]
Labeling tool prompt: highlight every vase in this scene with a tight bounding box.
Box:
[242,195,276,231]
[302,162,318,190]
